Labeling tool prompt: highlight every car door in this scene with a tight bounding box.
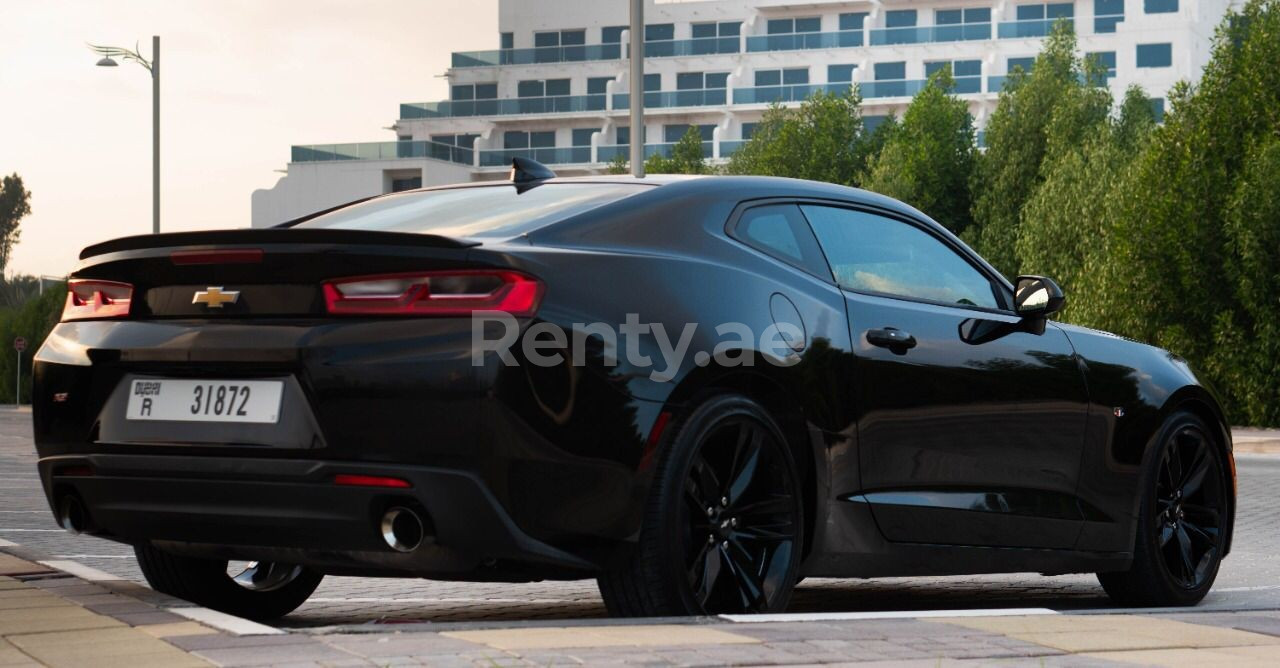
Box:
[798,203,1091,549]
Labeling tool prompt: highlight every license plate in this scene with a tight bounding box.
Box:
[126,379,284,424]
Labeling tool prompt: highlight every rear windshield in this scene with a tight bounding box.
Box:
[294,183,646,238]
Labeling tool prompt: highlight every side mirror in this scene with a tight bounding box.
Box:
[1014,275,1065,318]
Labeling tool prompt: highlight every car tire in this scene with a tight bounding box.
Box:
[135,544,323,621]
[1097,411,1229,607]
[598,394,804,616]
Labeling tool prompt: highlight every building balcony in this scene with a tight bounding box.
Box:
[997,18,1074,39]
[612,88,728,110]
[399,94,608,119]
[450,36,739,68]
[869,23,992,45]
[597,142,713,162]
[745,30,863,53]
[733,83,850,104]
[478,146,592,167]
[291,140,472,165]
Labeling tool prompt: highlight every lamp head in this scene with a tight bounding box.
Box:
[95,56,118,67]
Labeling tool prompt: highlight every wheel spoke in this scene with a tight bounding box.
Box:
[1179,437,1212,497]
[724,425,763,505]
[734,522,795,543]
[723,539,767,610]
[692,455,722,503]
[689,540,721,606]
[1175,525,1196,584]
[1182,520,1218,546]
[1158,523,1176,548]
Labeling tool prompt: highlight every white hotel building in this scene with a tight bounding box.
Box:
[251,0,1235,227]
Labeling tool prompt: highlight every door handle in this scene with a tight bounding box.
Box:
[866,327,916,350]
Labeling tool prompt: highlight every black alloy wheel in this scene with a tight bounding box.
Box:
[598,394,804,616]
[681,416,801,612]
[1098,411,1229,606]
[135,544,323,620]
[1152,425,1225,590]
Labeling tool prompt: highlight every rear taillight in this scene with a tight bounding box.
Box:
[323,270,543,317]
[62,280,133,321]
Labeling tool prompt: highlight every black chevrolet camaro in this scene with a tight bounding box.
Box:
[33,163,1235,620]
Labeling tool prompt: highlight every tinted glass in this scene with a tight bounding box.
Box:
[645,23,674,41]
[677,72,704,90]
[1137,43,1172,67]
[705,72,729,88]
[965,7,992,22]
[839,12,867,30]
[801,206,999,308]
[735,205,828,275]
[534,32,559,47]
[829,64,856,82]
[560,30,585,46]
[545,79,570,96]
[474,83,498,99]
[936,9,963,24]
[755,70,781,86]
[874,62,906,80]
[885,10,917,27]
[794,17,821,32]
[297,184,647,238]
[691,22,716,38]
[602,26,625,43]
[719,21,742,36]
[587,77,612,94]
[782,68,809,85]
[1146,0,1178,12]
[571,128,597,146]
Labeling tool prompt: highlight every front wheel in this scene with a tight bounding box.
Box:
[1097,412,1229,606]
[135,544,323,621]
[598,394,804,616]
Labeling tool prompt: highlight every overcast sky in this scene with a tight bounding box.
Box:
[0,0,498,277]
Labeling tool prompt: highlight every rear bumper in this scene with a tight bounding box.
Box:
[38,453,598,579]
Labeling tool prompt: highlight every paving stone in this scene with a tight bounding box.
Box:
[443,624,758,650]
[138,621,219,638]
[320,631,484,658]
[0,638,38,667]
[0,603,123,634]
[0,556,49,577]
[167,633,318,651]
[7,626,209,667]
[1085,646,1280,667]
[191,640,360,667]
[113,609,191,626]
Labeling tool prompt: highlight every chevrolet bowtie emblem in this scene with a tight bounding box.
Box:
[192,286,240,308]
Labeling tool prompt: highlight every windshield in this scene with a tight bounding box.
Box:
[294,183,647,238]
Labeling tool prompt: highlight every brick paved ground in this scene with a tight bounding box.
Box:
[2,407,1279,633]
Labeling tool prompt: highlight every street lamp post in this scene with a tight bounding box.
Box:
[89,36,160,234]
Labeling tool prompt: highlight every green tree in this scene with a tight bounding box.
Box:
[644,126,710,174]
[968,20,1103,277]
[727,88,872,186]
[0,283,65,404]
[862,67,977,235]
[606,153,629,175]
[1015,86,1153,314]
[0,174,32,275]
[1069,0,1280,424]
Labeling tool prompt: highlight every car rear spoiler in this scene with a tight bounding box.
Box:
[79,228,478,260]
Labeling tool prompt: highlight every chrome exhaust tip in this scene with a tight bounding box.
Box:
[380,507,424,553]
[58,496,87,535]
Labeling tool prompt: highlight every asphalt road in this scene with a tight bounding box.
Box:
[2,408,1277,629]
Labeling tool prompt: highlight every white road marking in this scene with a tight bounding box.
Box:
[0,538,17,547]
[0,528,64,532]
[721,607,1060,623]
[1216,585,1280,592]
[53,554,134,559]
[0,510,45,513]
[38,560,124,581]
[170,606,284,635]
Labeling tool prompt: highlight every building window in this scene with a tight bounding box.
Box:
[534,29,585,47]
[1095,0,1124,32]
[587,77,613,95]
[864,115,889,133]
[571,128,598,146]
[1149,97,1165,122]
[755,68,809,86]
[839,12,867,31]
[505,131,556,150]
[885,10,917,28]
[431,134,478,149]
[500,32,513,49]
[451,83,497,100]
[925,60,982,93]
[616,126,646,145]
[874,62,906,81]
[663,124,714,143]
[742,122,757,139]
[1008,56,1036,74]
[1087,51,1117,83]
[692,21,741,38]
[1145,0,1179,13]
[1137,43,1173,67]
[645,23,675,41]
[602,26,626,43]
[828,64,857,83]
[767,17,821,34]
[934,8,992,40]
[1016,3,1075,20]
[517,79,570,97]
[644,73,661,91]
[677,72,729,89]
[391,177,422,192]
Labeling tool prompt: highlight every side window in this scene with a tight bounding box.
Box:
[800,205,1000,309]
[733,204,829,279]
